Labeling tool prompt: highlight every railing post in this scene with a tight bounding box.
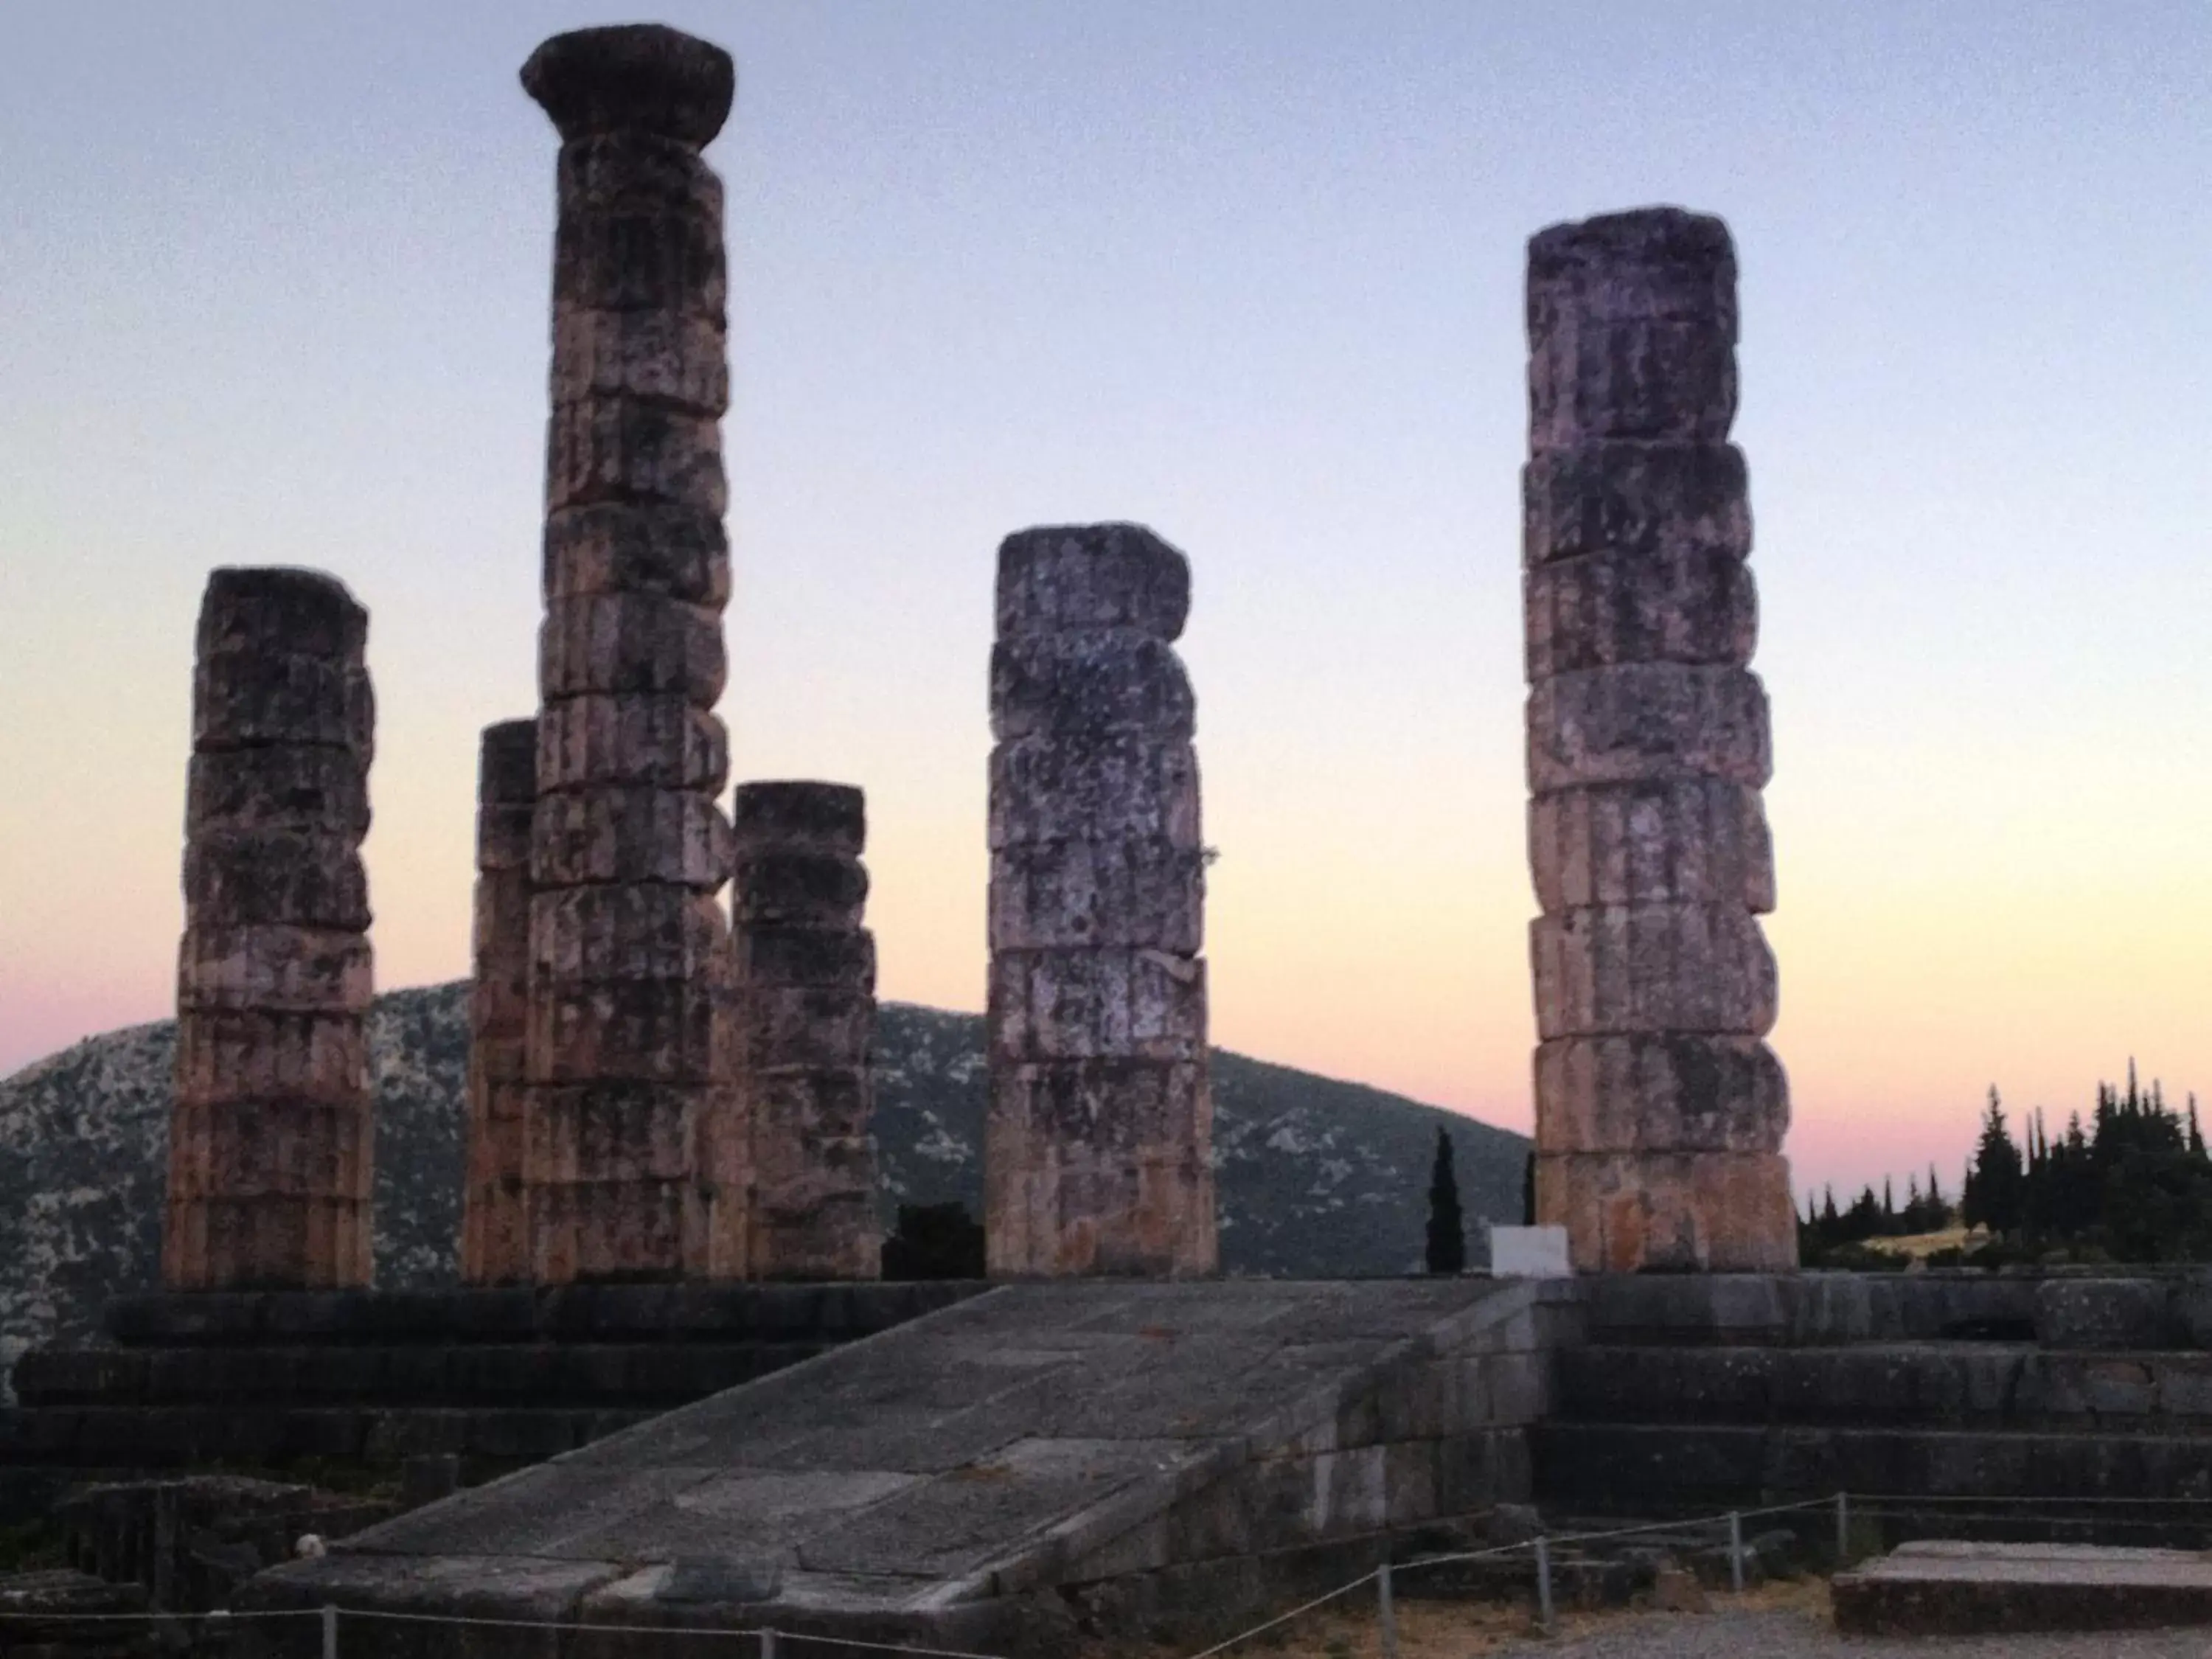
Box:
[1727,1512,1745,1594]
[1377,1560,1399,1659]
[1836,1490,1850,1569]
[1533,1536,1554,1632]
[760,1627,778,1659]
[321,1604,338,1659]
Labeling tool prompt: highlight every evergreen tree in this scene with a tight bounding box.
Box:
[1425,1127,1467,1273]
[1964,1088,2025,1236]
[1520,1150,1537,1228]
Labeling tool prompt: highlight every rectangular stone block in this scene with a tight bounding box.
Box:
[1529,903,1777,1038]
[546,397,726,515]
[984,1123,1216,1279]
[473,880,532,1006]
[1526,664,1770,791]
[461,1109,531,1287]
[731,925,876,992]
[529,886,730,984]
[748,1067,873,1141]
[1528,318,1736,449]
[995,524,1192,641]
[529,1169,695,1287]
[526,978,722,1083]
[1524,544,1756,678]
[531,787,732,889]
[1528,779,1774,912]
[182,830,369,931]
[478,801,535,872]
[685,1080,753,1281]
[553,203,726,318]
[536,694,729,793]
[543,503,731,607]
[1522,442,1750,568]
[197,568,368,663]
[988,734,1201,850]
[193,650,374,757]
[989,1060,1207,1155]
[552,307,728,413]
[731,849,868,928]
[526,1081,695,1185]
[162,1194,372,1292]
[990,634,1195,742]
[174,1007,367,1109]
[539,590,726,705]
[988,947,1207,1061]
[186,746,371,838]
[1535,1034,1788,1153]
[988,838,1203,953]
[177,925,373,1014]
[730,985,872,1072]
[1534,1150,1798,1272]
[164,1097,372,1200]
[731,782,865,855]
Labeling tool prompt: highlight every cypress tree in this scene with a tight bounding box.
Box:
[1426,1127,1467,1274]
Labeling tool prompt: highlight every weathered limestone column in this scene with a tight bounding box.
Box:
[459,720,535,1284]
[984,524,1216,1277]
[1523,206,1798,1272]
[520,24,742,1283]
[731,783,881,1279]
[166,568,375,1289]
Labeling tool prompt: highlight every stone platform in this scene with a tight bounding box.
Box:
[1,1283,984,1525]
[1834,1540,2212,1635]
[236,1279,1565,1655]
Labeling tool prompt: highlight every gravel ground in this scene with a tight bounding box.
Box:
[1489,1607,2212,1658]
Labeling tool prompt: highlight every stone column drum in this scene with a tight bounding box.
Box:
[1522,206,1797,1272]
[459,720,535,1284]
[985,524,1217,1277]
[731,783,881,1279]
[520,24,742,1282]
[165,567,375,1290]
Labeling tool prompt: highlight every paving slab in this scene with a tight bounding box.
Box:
[1834,1540,2212,1635]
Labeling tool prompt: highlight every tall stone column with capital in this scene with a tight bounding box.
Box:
[520,24,742,1282]
[985,524,1217,1277]
[165,567,376,1289]
[1523,206,1797,1272]
[459,719,535,1284]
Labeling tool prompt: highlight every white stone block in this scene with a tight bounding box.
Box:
[1489,1225,1573,1279]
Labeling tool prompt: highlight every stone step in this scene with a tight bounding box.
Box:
[0,1404,658,1470]
[1557,1343,2212,1430]
[1833,1541,2212,1635]
[11,1341,826,1409]
[1537,1420,2212,1511]
[97,1281,986,1348]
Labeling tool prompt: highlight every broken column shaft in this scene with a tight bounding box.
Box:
[731,783,881,1279]
[459,719,535,1284]
[520,24,742,1282]
[1522,206,1797,1272]
[166,567,375,1289]
[985,524,1217,1277]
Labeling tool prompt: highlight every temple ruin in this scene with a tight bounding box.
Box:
[520,25,744,1283]
[1522,206,1798,1271]
[984,524,1217,1277]
[730,782,883,1279]
[165,567,376,1290]
[458,718,535,1284]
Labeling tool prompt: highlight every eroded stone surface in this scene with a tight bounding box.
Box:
[1523,208,1794,1271]
[461,721,536,1286]
[166,568,375,1291]
[521,24,740,1284]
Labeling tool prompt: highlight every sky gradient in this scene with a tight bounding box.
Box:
[2,1,2207,1201]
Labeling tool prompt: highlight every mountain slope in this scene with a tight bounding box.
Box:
[0,984,1527,1388]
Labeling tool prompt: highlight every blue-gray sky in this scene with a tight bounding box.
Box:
[3,1,2207,1194]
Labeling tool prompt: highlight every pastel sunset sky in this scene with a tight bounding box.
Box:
[1,1,2206,1201]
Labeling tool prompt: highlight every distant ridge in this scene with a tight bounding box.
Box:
[0,983,1527,1391]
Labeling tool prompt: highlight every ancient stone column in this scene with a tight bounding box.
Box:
[1523,206,1798,1273]
[459,720,535,1284]
[984,524,1216,1277]
[731,783,881,1279]
[166,567,375,1290]
[520,24,742,1283]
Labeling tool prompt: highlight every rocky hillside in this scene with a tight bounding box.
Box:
[0,984,1526,1389]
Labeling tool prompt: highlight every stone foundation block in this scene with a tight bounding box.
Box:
[988,838,1203,953]
[1528,903,1778,1037]
[990,634,1196,741]
[543,504,731,607]
[1536,1033,1788,1152]
[988,948,1207,1061]
[552,309,728,411]
[538,591,728,702]
[161,1195,373,1291]
[532,787,732,888]
[535,694,729,792]
[1528,779,1774,912]
[177,925,373,1015]
[995,523,1192,640]
[1535,1150,1798,1271]
[1521,441,1750,567]
[1524,544,1757,676]
[546,396,728,515]
[989,734,1201,849]
[1526,663,1770,790]
[181,830,371,931]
